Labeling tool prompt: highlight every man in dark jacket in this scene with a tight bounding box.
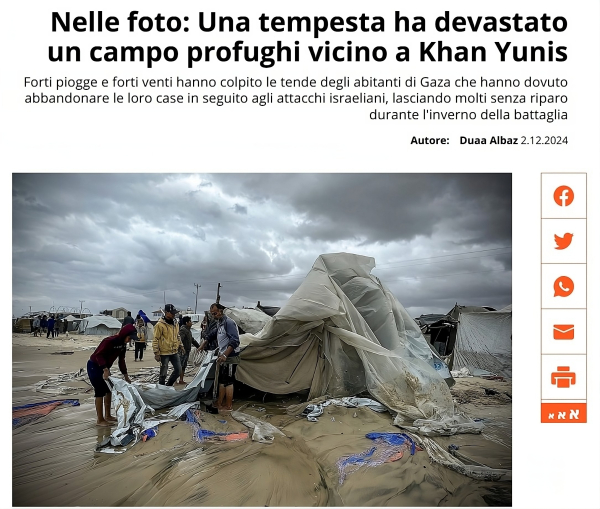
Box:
[87,324,134,426]
[46,316,55,339]
[177,316,201,385]
[122,311,136,347]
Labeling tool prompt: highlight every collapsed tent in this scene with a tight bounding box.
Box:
[237,253,479,435]
[448,304,512,378]
[224,307,270,334]
[77,315,123,336]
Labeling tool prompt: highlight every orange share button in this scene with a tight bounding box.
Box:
[541,403,587,423]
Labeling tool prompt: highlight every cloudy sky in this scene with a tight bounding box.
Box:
[12,173,511,319]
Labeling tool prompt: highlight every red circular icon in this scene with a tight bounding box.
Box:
[553,186,574,207]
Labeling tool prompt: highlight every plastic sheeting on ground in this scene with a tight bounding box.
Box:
[451,367,473,378]
[96,353,216,454]
[12,399,80,428]
[300,397,388,422]
[134,351,215,409]
[416,434,512,482]
[237,253,477,435]
[336,433,419,485]
[32,368,89,395]
[185,409,250,442]
[230,410,286,444]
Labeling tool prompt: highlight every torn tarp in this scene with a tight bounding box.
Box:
[134,351,215,410]
[230,410,286,444]
[336,433,420,485]
[300,397,388,422]
[95,358,215,454]
[185,409,249,442]
[12,399,80,428]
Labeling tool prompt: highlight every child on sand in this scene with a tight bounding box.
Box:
[87,324,134,426]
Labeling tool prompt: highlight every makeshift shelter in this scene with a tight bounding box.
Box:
[13,318,32,333]
[415,314,449,334]
[64,315,82,332]
[77,315,123,336]
[448,304,512,378]
[236,253,479,435]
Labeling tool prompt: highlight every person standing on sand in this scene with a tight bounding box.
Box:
[40,315,47,334]
[153,304,184,386]
[32,316,40,337]
[54,317,60,337]
[46,315,55,339]
[177,316,201,385]
[121,311,136,348]
[134,315,147,362]
[87,324,134,427]
[198,303,240,412]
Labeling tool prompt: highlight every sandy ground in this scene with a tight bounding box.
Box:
[12,333,512,507]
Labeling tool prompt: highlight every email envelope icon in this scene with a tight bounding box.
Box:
[553,324,574,340]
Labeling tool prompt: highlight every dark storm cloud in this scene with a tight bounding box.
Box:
[216,174,511,245]
[12,173,511,318]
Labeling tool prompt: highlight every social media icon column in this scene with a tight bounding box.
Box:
[541,173,587,423]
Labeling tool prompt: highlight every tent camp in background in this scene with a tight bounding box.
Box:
[422,304,512,378]
[64,315,82,332]
[77,315,123,336]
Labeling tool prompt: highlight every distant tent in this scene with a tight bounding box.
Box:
[13,318,32,333]
[448,304,512,378]
[416,313,455,334]
[64,315,82,332]
[77,315,123,336]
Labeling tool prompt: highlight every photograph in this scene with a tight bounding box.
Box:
[12,173,512,506]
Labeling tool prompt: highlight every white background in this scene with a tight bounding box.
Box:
[2,1,599,508]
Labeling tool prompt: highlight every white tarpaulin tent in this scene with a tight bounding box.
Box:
[449,305,512,378]
[77,315,123,336]
[237,253,480,436]
[64,314,82,332]
[224,307,270,334]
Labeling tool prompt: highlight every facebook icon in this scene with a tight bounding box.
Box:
[553,185,574,207]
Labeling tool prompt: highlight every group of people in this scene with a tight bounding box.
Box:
[31,315,67,338]
[86,303,241,426]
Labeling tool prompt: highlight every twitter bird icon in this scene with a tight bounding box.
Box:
[555,233,573,250]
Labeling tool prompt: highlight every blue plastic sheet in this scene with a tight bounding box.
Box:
[365,432,416,454]
[336,433,419,484]
[12,399,80,428]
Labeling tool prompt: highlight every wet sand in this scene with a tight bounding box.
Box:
[12,333,512,506]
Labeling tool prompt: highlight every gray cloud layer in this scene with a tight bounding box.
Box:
[12,173,511,318]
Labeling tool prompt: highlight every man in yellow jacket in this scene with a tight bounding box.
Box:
[153,304,183,386]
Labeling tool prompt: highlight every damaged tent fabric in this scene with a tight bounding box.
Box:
[236,253,480,435]
[448,305,512,378]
